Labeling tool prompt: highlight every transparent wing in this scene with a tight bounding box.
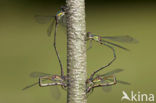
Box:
[34,15,54,24]
[100,69,130,85]
[59,15,67,27]
[101,35,138,43]
[30,72,52,78]
[57,15,67,35]
[22,78,59,91]
[101,79,130,93]
[117,80,131,85]
[50,86,61,100]
[101,40,129,51]
[100,79,112,93]
[100,76,130,93]
[47,19,55,36]
[102,84,112,93]
[100,69,124,77]
[22,72,56,91]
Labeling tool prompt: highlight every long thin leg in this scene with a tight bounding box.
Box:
[47,19,55,36]
[89,43,116,80]
[53,18,64,77]
[87,40,92,51]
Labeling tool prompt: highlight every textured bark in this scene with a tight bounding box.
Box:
[66,0,87,103]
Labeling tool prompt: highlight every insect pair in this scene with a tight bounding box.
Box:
[35,5,138,81]
[23,5,137,96]
[86,32,138,80]
[22,69,130,95]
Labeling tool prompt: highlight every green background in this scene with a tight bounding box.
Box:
[0,0,156,103]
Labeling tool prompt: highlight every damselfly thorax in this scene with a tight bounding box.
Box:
[56,11,65,18]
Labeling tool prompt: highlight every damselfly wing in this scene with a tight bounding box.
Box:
[93,69,130,93]
[101,35,138,43]
[87,32,138,51]
[22,72,52,90]
[22,72,62,100]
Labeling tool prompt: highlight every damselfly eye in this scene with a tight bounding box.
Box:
[87,32,92,37]
[60,6,66,12]
[87,32,91,34]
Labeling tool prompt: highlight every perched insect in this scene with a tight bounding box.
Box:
[86,32,138,80]
[86,74,117,94]
[35,6,66,36]
[35,6,66,78]
[86,32,138,51]
[86,69,131,94]
[22,72,67,99]
[22,69,130,96]
[22,72,67,90]
[39,74,67,88]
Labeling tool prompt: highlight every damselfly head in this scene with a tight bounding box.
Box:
[87,32,93,38]
[87,32,91,35]
[60,6,66,12]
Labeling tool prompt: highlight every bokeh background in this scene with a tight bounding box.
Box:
[0,0,156,103]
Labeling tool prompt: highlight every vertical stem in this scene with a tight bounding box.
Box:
[66,0,87,103]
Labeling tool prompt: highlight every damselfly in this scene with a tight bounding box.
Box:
[99,69,130,93]
[87,32,138,80]
[86,73,117,94]
[22,72,67,90]
[35,6,66,77]
[22,72,67,99]
[35,6,66,36]
[86,69,130,94]
[87,32,138,50]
